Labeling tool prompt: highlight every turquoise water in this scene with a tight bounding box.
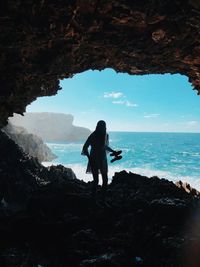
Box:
[43,132,200,189]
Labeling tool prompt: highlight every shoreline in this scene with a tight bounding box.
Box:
[42,161,200,191]
[44,131,200,191]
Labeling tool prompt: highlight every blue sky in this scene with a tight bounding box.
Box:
[27,68,200,132]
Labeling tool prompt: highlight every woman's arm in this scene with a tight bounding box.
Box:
[81,135,91,157]
[105,145,115,153]
[105,134,115,153]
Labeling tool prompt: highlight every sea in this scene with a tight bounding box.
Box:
[43,132,200,190]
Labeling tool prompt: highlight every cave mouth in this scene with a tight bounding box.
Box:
[1,2,200,265]
[1,0,200,129]
[2,2,200,266]
[7,69,200,189]
[27,68,199,132]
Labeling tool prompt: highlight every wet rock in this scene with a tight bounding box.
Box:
[176,180,200,196]
[80,252,123,267]
[45,164,77,185]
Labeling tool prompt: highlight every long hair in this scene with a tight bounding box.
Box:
[95,120,107,147]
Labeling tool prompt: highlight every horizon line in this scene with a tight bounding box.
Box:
[108,130,200,134]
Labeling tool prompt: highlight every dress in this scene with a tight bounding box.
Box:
[82,132,109,174]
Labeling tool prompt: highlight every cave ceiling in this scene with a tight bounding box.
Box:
[1,0,200,126]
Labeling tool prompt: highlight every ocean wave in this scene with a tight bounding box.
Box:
[43,133,200,191]
[42,162,200,190]
[111,165,200,190]
[191,153,200,157]
[42,162,93,182]
[179,151,200,158]
[46,142,83,148]
[120,148,133,153]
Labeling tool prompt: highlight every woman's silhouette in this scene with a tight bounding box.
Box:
[82,120,115,200]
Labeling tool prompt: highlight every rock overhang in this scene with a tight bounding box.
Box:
[1,0,200,126]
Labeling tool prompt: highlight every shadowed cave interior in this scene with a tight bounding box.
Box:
[1,1,200,266]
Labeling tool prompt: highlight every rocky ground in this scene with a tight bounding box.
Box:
[0,131,200,267]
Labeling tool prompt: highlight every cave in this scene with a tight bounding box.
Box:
[1,0,200,126]
[1,1,200,266]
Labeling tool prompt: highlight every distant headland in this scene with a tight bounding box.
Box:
[9,112,91,142]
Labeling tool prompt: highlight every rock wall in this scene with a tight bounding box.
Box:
[3,122,57,162]
[1,1,200,126]
[0,130,76,206]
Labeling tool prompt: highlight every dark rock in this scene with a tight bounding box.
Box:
[0,134,199,266]
[0,131,76,209]
[176,180,200,196]
[1,1,200,126]
[45,164,77,185]
[3,122,57,162]
[80,252,123,267]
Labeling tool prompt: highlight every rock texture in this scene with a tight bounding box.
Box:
[1,2,200,266]
[0,131,199,267]
[3,122,57,162]
[9,112,91,141]
[1,1,200,126]
[0,131,76,206]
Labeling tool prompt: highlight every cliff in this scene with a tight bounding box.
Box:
[9,112,91,142]
[3,122,57,162]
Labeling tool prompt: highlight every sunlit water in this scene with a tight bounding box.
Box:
[43,132,200,190]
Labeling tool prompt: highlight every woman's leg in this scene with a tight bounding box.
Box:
[91,169,99,198]
[101,172,108,202]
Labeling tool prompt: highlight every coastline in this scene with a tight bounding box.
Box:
[42,161,200,191]
[43,131,200,190]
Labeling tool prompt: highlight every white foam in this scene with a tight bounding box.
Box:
[191,153,200,158]
[121,166,200,191]
[46,143,83,150]
[42,162,93,182]
[42,162,200,190]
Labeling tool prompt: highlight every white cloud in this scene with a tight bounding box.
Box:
[144,113,160,118]
[112,100,125,105]
[179,120,199,126]
[104,91,138,108]
[126,101,138,107]
[103,92,124,99]
[112,100,138,107]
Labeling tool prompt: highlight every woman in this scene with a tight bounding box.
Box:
[81,120,115,198]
